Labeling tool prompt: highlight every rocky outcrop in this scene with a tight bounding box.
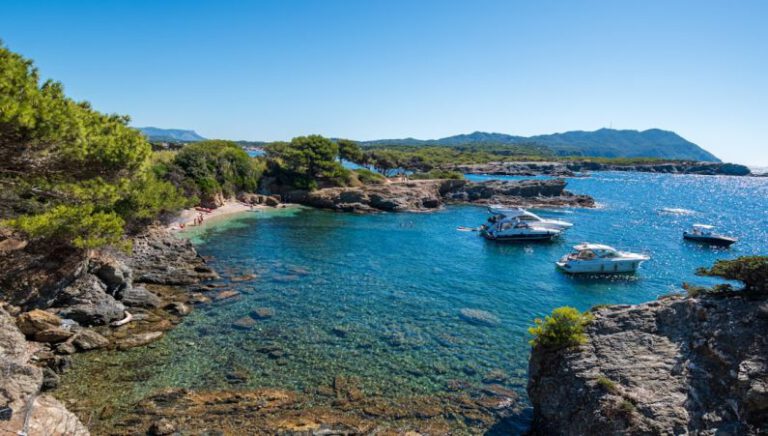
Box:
[290,178,593,213]
[0,307,88,435]
[528,294,768,435]
[457,161,752,177]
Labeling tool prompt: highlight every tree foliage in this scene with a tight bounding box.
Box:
[264,135,346,189]
[528,306,593,349]
[696,256,768,293]
[170,140,263,199]
[336,139,363,164]
[0,43,188,249]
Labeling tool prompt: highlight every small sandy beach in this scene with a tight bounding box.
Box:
[167,200,265,231]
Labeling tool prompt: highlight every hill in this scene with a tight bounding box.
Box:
[137,127,206,143]
[362,129,720,162]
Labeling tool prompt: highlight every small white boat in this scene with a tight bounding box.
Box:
[481,217,562,242]
[683,224,737,247]
[556,243,649,274]
[487,206,573,230]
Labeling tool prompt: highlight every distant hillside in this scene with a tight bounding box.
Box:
[137,127,206,143]
[362,129,720,162]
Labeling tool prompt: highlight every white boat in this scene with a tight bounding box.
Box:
[556,243,649,274]
[683,224,737,247]
[487,206,573,230]
[480,217,562,242]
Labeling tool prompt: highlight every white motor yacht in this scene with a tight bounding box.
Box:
[556,243,650,274]
[480,217,562,242]
[487,205,573,230]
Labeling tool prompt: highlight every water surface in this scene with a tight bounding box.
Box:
[59,172,768,431]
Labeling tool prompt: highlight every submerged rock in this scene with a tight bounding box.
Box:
[72,329,110,350]
[117,331,164,350]
[458,308,500,327]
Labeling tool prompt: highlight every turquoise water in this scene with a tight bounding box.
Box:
[66,172,768,430]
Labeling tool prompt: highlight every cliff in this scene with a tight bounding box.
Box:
[528,293,768,434]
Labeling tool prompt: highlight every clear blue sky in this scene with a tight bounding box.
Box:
[2,0,766,165]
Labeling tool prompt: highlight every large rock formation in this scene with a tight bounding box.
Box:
[286,179,593,213]
[0,307,88,435]
[528,293,768,435]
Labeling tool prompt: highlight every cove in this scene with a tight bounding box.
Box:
[57,172,768,433]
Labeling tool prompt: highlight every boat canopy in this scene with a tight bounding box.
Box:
[574,243,615,252]
[692,224,715,230]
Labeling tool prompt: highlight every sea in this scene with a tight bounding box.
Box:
[58,171,768,432]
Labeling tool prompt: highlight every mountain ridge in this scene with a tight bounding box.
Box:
[361,128,720,162]
[137,127,206,142]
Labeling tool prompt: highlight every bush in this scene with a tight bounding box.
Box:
[410,170,464,180]
[696,256,768,293]
[354,168,386,185]
[528,306,593,348]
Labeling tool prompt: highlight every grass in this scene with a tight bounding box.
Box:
[596,376,618,394]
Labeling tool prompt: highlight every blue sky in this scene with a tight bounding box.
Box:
[2,0,766,165]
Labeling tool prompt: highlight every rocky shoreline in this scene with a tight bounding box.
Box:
[282,178,594,213]
[0,227,219,435]
[528,292,768,435]
[453,161,753,177]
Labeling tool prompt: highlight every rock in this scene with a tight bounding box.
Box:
[189,293,211,305]
[230,273,258,282]
[130,227,218,285]
[117,331,164,350]
[16,309,61,336]
[119,286,162,308]
[528,293,768,435]
[165,302,192,316]
[459,308,500,327]
[0,308,88,434]
[72,329,110,350]
[232,316,257,330]
[482,369,509,384]
[251,307,275,320]
[265,195,281,207]
[32,327,73,343]
[94,256,133,293]
[54,341,77,355]
[215,290,240,301]
[41,367,60,390]
[55,274,126,326]
[149,418,177,435]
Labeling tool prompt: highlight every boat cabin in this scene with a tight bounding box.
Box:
[689,224,715,235]
[569,244,619,260]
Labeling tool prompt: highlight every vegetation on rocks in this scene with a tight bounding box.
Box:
[528,306,593,348]
[410,169,464,180]
[696,256,768,293]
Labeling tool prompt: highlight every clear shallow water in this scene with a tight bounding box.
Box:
[61,172,768,430]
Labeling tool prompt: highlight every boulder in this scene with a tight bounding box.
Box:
[72,329,110,350]
[251,307,275,320]
[94,256,133,293]
[0,308,88,435]
[164,302,192,316]
[265,195,281,207]
[117,331,164,350]
[232,316,257,330]
[33,327,73,343]
[119,286,162,308]
[16,309,61,336]
[55,274,126,326]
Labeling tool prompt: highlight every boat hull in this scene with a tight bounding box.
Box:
[683,233,736,247]
[481,229,559,242]
[556,259,644,274]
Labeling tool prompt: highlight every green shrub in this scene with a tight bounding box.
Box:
[354,168,386,185]
[528,306,593,348]
[696,256,768,293]
[410,170,465,180]
[618,399,636,415]
[172,140,263,199]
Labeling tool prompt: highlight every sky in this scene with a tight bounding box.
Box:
[1,0,766,165]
